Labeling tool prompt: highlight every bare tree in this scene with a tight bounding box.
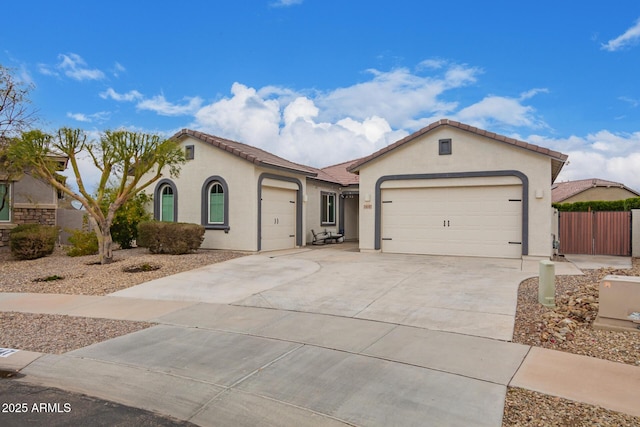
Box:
[9,128,185,264]
[0,65,37,213]
[0,65,36,139]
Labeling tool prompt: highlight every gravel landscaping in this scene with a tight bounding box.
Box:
[0,246,246,295]
[1,246,639,425]
[503,257,640,426]
[0,246,246,353]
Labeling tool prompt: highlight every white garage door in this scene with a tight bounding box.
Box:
[381,185,523,258]
[261,186,297,251]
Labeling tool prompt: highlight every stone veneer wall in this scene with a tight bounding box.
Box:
[0,228,11,247]
[0,207,56,247]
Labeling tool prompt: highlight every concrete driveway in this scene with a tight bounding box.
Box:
[113,244,579,340]
[8,246,617,427]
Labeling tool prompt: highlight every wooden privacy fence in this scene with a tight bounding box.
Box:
[558,211,631,256]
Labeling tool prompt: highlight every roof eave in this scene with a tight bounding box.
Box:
[173,129,317,177]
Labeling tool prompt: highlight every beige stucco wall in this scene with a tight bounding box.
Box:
[356,126,555,258]
[13,173,57,206]
[144,136,309,251]
[561,187,639,203]
[142,137,257,251]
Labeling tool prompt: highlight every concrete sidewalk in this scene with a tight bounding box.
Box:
[2,293,639,425]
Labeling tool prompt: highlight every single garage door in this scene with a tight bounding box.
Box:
[261,186,297,251]
[381,184,522,258]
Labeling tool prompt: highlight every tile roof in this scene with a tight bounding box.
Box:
[347,119,569,181]
[551,178,640,203]
[173,129,318,177]
[311,158,361,186]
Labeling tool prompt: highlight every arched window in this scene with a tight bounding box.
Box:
[160,185,174,222]
[208,182,224,224]
[154,179,177,222]
[201,176,229,230]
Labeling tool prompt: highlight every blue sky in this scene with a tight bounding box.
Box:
[2,1,640,191]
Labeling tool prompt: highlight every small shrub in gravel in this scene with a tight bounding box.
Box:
[33,275,64,282]
[137,221,204,255]
[9,224,59,260]
[122,263,161,273]
[66,228,99,257]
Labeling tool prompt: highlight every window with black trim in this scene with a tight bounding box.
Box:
[439,138,452,155]
[0,183,10,222]
[321,192,336,225]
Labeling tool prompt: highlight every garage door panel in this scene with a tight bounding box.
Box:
[261,187,297,252]
[381,185,522,258]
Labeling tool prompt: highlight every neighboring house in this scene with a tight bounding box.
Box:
[0,154,68,247]
[552,178,640,204]
[147,119,568,259]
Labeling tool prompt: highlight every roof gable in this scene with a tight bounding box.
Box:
[173,129,317,177]
[348,119,568,181]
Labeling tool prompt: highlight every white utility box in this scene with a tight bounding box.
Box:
[593,275,640,332]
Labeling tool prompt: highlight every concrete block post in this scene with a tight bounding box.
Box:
[632,210,640,258]
[539,260,555,308]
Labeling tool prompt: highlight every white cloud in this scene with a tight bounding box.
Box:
[519,88,549,100]
[337,116,393,144]
[37,63,58,77]
[283,97,318,126]
[190,82,407,167]
[57,53,105,81]
[417,59,447,70]
[194,83,282,147]
[316,63,481,128]
[454,95,546,129]
[112,62,126,77]
[66,113,90,122]
[66,111,110,123]
[529,132,640,191]
[100,88,144,102]
[270,0,303,7]
[137,94,203,116]
[619,96,639,108]
[183,61,558,167]
[601,18,640,51]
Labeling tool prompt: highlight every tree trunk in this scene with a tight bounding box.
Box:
[99,228,114,264]
[89,216,114,264]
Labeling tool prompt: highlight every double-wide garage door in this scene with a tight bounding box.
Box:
[381,184,523,258]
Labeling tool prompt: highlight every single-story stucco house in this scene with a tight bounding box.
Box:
[552,178,640,204]
[145,119,568,259]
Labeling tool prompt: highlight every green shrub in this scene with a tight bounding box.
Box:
[553,197,640,212]
[9,224,59,260]
[66,228,99,257]
[103,191,152,249]
[137,221,204,254]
